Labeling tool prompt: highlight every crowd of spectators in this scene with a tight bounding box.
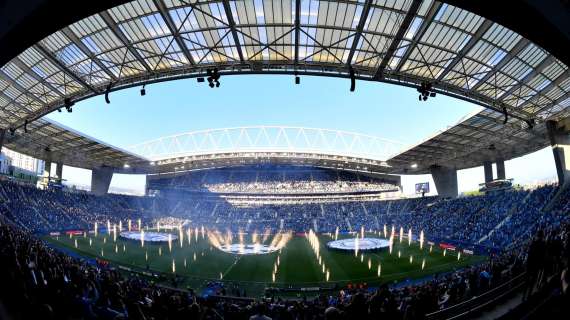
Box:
[0,176,569,319]
[0,215,567,319]
[1,179,568,252]
[148,165,400,194]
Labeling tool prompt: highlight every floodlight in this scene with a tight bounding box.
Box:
[105,83,112,104]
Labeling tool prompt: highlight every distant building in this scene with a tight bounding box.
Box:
[1,148,44,180]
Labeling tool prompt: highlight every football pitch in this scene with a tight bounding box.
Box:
[45,231,485,296]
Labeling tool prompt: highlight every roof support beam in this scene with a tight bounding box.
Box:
[11,58,63,99]
[436,20,493,81]
[153,0,196,65]
[61,27,118,81]
[499,55,555,101]
[99,11,153,73]
[470,38,530,92]
[393,1,442,73]
[221,0,245,63]
[518,68,570,112]
[456,123,529,144]
[0,69,46,109]
[374,0,423,79]
[534,91,570,119]
[294,0,301,69]
[346,0,374,67]
[34,43,99,94]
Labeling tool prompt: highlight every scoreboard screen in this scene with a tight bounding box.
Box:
[415,182,430,194]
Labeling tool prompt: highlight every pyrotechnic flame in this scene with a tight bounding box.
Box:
[408,228,412,246]
[377,264,381,277]
[335,226,339,241]
[354,236,359,257]
[89,238,92,246]
[443,249,447,256]
[94,222,98,236]
[159,247,162,256]
[74,239,78,248]
[422,258,426,270]
[128,219,131,231]
[368,258,371,270]
[172,259,176,273]
[409,255,413,264]
[457,251,461,260]
[141,229,145,247]
[399,227,403,243]
[326,270,330,282]
[262,228,271,243]
[398,250,401,258]
[360,226,365,239]
[383,224,387,238]
[168,234,172,252]
[138,219,141,231]
[420,230,424,250]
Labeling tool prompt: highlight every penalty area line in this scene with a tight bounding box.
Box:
[221,255,242,278]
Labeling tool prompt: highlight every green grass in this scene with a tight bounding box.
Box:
[45,231,485,296]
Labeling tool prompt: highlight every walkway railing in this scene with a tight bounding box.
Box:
[426,272,526,320]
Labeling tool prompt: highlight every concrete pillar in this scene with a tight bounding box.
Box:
[43,160,52,179]
[430,165,458,198]
[91,166,114,195]
[546,120,570,185]
[0,128,5,154]
[55,162,63,182]
[496,159,506,180]
[483,161,493,183]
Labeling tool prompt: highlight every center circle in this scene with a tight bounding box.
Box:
[120,231,178,243]
[327,237,390,252]
[216,243,279,255]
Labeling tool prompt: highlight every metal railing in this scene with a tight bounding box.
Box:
[426,272,526,320]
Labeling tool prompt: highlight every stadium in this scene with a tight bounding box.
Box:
[0,0,569,319]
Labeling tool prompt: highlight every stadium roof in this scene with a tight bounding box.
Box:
[387,108,550,174]
[0,0,568,174]
[2,118,148,171]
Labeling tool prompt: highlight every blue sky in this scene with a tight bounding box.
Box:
[46,75,557,195]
